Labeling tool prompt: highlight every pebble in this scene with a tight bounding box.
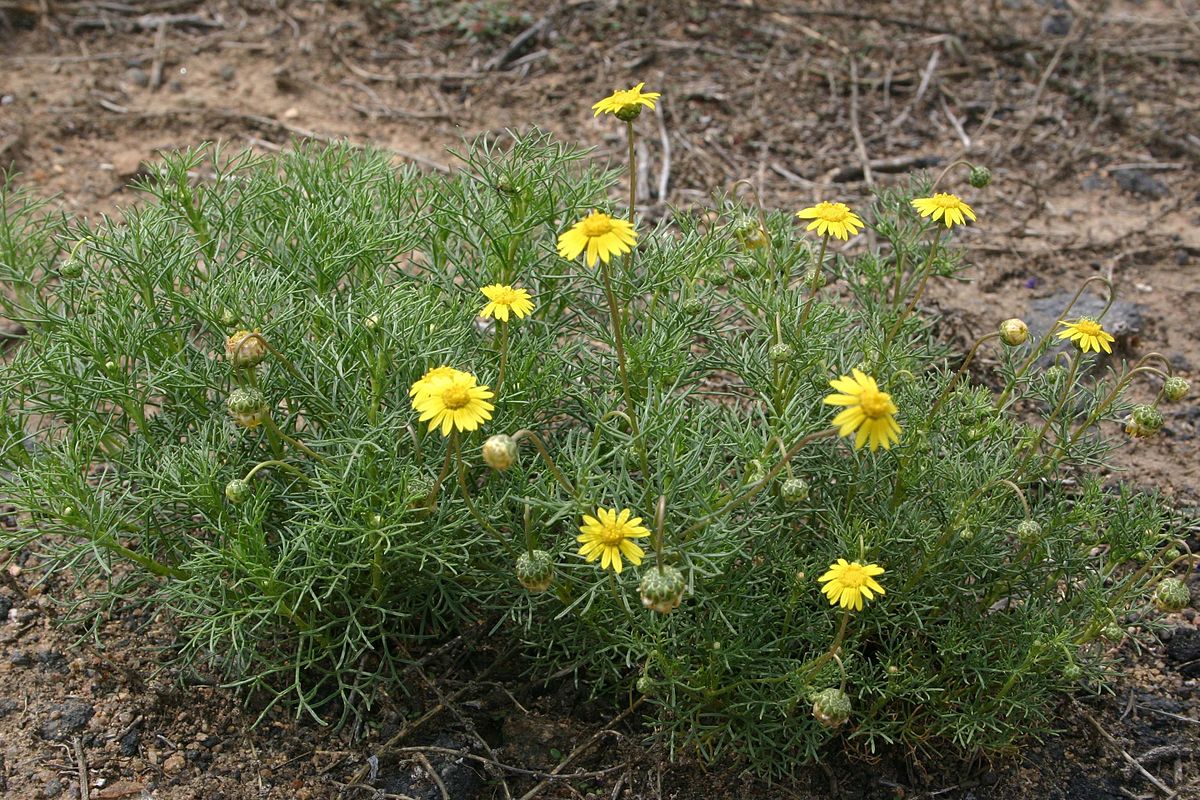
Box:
[124,67,150,88]
[219,64,236,82]
[38,699,94,741]
[1112,168,1169,199]
[163,752,186,775]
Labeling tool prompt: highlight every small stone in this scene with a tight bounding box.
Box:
[124,68,150,88]
[219,64,236,82]
[42,777,63,798]
[1041,11,1072,36]
[1112,168,1168,199]
[0,596,14,618]
[39,700,94,741]
[119,723,141,756]
[162,753,186,775]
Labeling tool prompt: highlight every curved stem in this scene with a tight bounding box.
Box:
[1017,352,1079,474]
[454,437,518,556]
[1065,358,1172,449]
[243,459,310,484]
[801,608,851,680]
[929,331,1001,419]
[797,233,830,327]
[931,158,974,191]
[511,429,578,499]
[881,229,943,355]
[263,417,328,464]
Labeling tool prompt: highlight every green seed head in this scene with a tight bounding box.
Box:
[1126,404,1164,438]
[803,267,827,290]
[1163,376,1189,403]
[1044,365,1066,383]
[225,330,268,369]
[811,687,852,728]
[639,565,686,614]
[226,388,270,428]
[515,549,555,593]
[614,105,642,123]
[58,258,83,279]
[1153,577,1191,612]
[780,477,809,504]
[733,216,769,250]
[1016,520,1043,545]
[769,342,795,365]
[968,165,992,188]
[635,675,657,695]
[1101,624,1125,642]
[682,296,706,316]
[224,479,252,505]
[1062,663,1083,682]
[482,435,518,471]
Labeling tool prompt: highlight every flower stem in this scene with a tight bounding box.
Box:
[797,233,830,328]
[495,319,509,397]
[881,229,942,355]
[511,429,578,499]
[243,459,311,484]
[928,331,1001,419]
[426,435,456,512]
[626,120,637,225]
[801,608,851,680]
[264,417,328,464]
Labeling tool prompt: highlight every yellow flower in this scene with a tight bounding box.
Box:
[818,559,885,611]
[556,211,638,267]
[795,202,864,241]
[411,369,494,436]
[912,193,977,228]
[479,284,534,322]
[592,82,661,119]
[576,507,650,574]
[1056,317,1115,354]
[409,365,465,404]
[823,369,901,452]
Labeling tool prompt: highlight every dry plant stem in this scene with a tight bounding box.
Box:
[511,429,578,498]
[263,416,327,464]
[797,233,830,328]
[928,331,1001,418]
[680,428,837,539]
[997,275,1114,408]
[881,229,942,355]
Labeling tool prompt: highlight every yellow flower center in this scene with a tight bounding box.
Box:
[858,388,891,419]
[596,521,626,545]
[491,287,520,305]
[815,202,849,222]
[930,193,963,209]
[1073,319,1102,336]
[837,564,869,588]
[441,385,471,410]
[582,215,614,237]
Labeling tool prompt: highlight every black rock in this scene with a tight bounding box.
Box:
[119,722,142,756]
[1113,168,1169,199]
[0,698,17,718]
[42,777,63,798]
[38,700,94,741]
[1041,12,1072,36]
[1167,627,1200,664]
[0,595,11,619]
[10,649,31,667]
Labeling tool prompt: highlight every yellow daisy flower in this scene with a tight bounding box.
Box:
[1057,317,1115,354]
[592,82,661,119]
[911,193,977,228]
[818,559,885,611]
[479,284,534,322]
[823,369,901,452]
[576,507,650,574]
[556,211,638,267]
[411,369,494,437]
[795,201,864,241]
[409,365,466,404]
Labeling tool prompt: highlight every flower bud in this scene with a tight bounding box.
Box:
[404,471,436,507]
[999,318,1029,346]
[702,264,728,286]
[803,267,827,290]
[58,258,83,279]
[733,217,769,250]
[225,329,268,368]
[1163,376,1189,402]
[635,675,657,696]
[732,260,757,280]
[1044,365,1066,383]
[515,549,555,593]
[811,687,852,728]
[968,165,992,188]
[744,459,766,486]
[1125,404,1164,438]
[683,296,706,316]
[225,479,252,505]
[780,477,809,504]
[1062,663,1083,682]
[226,388,270,429]
[482,435,518,471]
[1016,520,1043,545]
[364,314,381,332]
[1101,624,1125,642]
[639,565,686,614]
[220,308,238,327]
[769,342,795,365]
[1153,577,1191,612]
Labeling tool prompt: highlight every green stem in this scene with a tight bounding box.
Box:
[1065,358,1173,449]
[426,436,456,512]
[797,233,830,328]
[454,438,518,556]
[800,608,851,680]
[626,120,637,225]
[881,229,942,356]
[243,459,310,484]
[264,417,327,464]
[1016,353,1079,477]
[511,429,578,499]
[495,320,509,397]
[928,331,1001,420]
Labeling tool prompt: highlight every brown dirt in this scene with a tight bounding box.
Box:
[2,0,1199,797]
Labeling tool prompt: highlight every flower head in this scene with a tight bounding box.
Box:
[912,193,977,228]
[557,211,638,267]
[1057,318,1114,354]
[999,318,1029,346]
[479,284,534,323]
[410,369,494,437]
[592,82,661,121]
[823,369,901,451]
[795,201,864,241]
[818,559,886,611]
[576,507,650,574]
[226,387,270,429]
[225,329,267,368]
[409,366,467,403]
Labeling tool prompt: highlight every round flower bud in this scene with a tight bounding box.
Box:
[780,477,809,504]
[1016,520,1043,545]
[682,296,706,316]
[103,360,119,374]
[702,264,728,287]
[219,308,238,327]
[635,675,657,696]
[639,565,686,614]
[968,165,992,188]
[482,435,518,472]
[1125,404,1164,438]
[733,217,769,250]
[364,314,380,332]
[226,388,270,429]
[224,479,252,505]
[811,688,852,729]
[515,549,555,593]
[1044,365,1066,383]
[368,513,384,528]
[1153,577,1191,612]
[225,329,268,368]
[769,342,795,365]
[1062,663,1083,682]
[1163,376,1189,403]
[999,318,1029,346]
[1101,624,1125,642]
[58,258,83,279]
[732,260,756,280]
[803,267,827,290]
[404,472,436,506]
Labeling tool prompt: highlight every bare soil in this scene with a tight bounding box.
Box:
[1,1,1199,797]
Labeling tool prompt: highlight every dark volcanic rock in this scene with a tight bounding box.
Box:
[38,700,94,741]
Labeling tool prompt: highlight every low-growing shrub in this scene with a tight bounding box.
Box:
[0,86,1193,775]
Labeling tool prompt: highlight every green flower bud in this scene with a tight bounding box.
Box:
[999,318,1029,346]
[225,329,268,369]
[803,267,827,290]
[615,105,643,123]
[1125,404,1164,438]
[481,435,518,471]
[404,471,436,507]
[702,264,728,286]
[1101,624,1125,642]
[219,308,238,327]
[769,342,795,364]
[732,260,756,280]
[682,296,706,316]
[780,477,809,504]
[226,387,270,429]
[1153,577,1191,612]
[635,675,657,696]
[515,549,555,593]
[1163,376,1189,403]
[224,479,252,505]
[364,314,381,332]
[733,216,769,250]
[1044,365,1066,383]
[368,513,384,528]
[58,258,83,279]
[1062,663,1083,682]
[811,687,852,728]
[968,165,992,188]
[744,459,766,486]
[1016,520,1043,545]
[639,565,686,614]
